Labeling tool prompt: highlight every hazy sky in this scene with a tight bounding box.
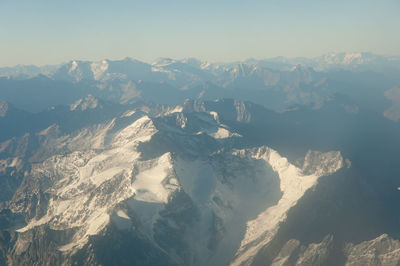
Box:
[1,0,399,66]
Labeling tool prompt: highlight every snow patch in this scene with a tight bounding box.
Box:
[209,127,241,139]
[133,153,175,203]
[165,106,183,115]
[15,116,177,252]
[91,60,109,80]
[231,147,343,266]
[121,109,136,118]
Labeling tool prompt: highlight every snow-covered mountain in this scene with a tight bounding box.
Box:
[1,52,399,116]
[0,98,343,265]
[2,52,399,82]
[1,53,400,265]
[1,96,400,265]
[245,52,400,72]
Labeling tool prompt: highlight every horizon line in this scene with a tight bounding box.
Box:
[2,51,400,68]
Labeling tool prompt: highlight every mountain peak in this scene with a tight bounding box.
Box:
[152,57,176,66]
[70,94,100,111]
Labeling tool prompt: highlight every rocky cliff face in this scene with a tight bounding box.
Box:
[345,234,400,266]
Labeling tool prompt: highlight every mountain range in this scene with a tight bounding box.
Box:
[0,53,400,265]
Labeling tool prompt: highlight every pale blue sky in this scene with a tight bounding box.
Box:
[1,0,399,66]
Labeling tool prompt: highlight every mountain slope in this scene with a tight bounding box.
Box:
[0,99,348,265]
[0,97,399,265]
